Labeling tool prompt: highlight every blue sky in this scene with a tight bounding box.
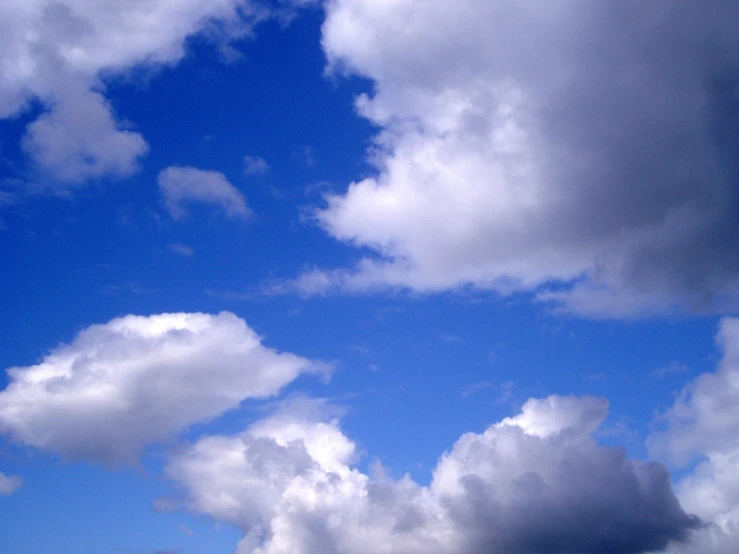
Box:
[1,2,739,553]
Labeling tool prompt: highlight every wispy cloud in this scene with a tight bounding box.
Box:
[168,243,194,257]
[650,361,690,380]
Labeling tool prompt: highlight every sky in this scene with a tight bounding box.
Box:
[1,1,739,553]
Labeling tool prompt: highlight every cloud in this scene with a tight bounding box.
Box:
[0,471,22,495]
[159,166,250,220]
[0,0,268,185]
[168,242,195,257]
[459,381,492,399]
[650,361,690,380]
[649,317,739,552]
[294,0,739,317]
[244,155,270,176]
[292,145,316,168]
[0,312,328,463]
[179,523,194,537]
[165,396,698,554]
[22,80,148,183]
[650,319,739,465]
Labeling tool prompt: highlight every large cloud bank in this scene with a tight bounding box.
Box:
[300,0,739,316]
[0,0,266,184]
[0,312,326,463]
[165,396,699,554]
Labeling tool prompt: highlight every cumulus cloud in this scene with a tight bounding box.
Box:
[0,0,268,184]
[0,312,328,463]
[0,471,22,495]
[159,166,251,220]
[292,0,739,316]
[165,396,698,554]
[650,317,739,552]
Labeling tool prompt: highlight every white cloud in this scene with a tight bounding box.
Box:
[0,471,22,495]
[244,155,270,175]
[649,317,739,552]
[0,312,328,463]
[165,396,698,554]
[0,0,268,185]
[650,319,739,465]
[22,80,148,183]
[159,166,251,220]
[297,0,739,316]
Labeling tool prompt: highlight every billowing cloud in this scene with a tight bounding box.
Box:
[165,396,698,554]
[296,0,739,316]
[0,471,22,495]
[650,317,739,552]
[0,312,328,463]
[159,166,251,220]
[0,0,267,184]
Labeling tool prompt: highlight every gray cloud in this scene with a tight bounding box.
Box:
[291,0,739,317]
[159,166,251,220]
[244,155,271,176]
[21,79,149,183]
[165,396,698,554]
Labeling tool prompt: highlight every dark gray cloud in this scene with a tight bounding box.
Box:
[165,396,699,554]
[446,456,696,554]
[292,0,739,317]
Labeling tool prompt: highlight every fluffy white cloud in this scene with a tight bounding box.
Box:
[0,0,266,184]
[159,166,251,220]
[0,312,327,463]
[165,396,698,554]
[0,471,22,496]
[650,317,739,552]
[300,0,739,316]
